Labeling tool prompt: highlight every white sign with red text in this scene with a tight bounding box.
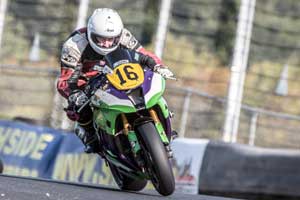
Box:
[171,138,209,194]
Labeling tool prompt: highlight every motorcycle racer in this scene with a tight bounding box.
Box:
[57,8,175,153]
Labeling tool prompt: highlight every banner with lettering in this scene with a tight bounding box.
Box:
[0,120,115,186]
[51,133,115,185]
[0,120,64,178]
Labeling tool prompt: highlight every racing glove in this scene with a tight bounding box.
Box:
[138,54,176,80]
[68,90,89,107]
[154,65,176,80]
[65,90,89,121]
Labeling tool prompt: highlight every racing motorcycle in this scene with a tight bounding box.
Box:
[83,47,176,196]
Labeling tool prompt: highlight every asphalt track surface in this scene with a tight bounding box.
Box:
[0,174,240,200]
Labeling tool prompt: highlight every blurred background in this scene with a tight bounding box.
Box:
[1,0,300,149]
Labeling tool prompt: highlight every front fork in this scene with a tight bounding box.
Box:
[149,109,169,144]
[120,109,170,156]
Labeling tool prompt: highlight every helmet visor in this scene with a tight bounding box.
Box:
[91,33,121,49]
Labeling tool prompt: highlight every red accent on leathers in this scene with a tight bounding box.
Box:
[57,60,100,98]
[137,47,163,66]
[57,67,73,98]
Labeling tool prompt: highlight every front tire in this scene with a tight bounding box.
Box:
[136,122,175,196]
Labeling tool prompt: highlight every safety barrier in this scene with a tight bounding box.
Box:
[198,141,300,199]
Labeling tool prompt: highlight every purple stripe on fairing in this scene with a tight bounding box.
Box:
[105,69,154,99]
[106,85,129,99]
[141,69,154,96]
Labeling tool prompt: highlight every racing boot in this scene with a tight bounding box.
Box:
[75,121,102,154]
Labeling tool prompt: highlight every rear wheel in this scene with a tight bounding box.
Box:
[136,122,175,196]
[108,162,147,191]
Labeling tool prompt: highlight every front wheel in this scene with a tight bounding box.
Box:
[136,122,175,196]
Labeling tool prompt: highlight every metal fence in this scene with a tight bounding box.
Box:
[166,86,300,149]
[1,0,300,149]
[0,64,57,122]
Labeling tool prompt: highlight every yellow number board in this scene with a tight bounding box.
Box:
[106,63,144,90]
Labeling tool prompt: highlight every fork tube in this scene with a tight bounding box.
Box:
[121,113,130,135]
[149,108,169,143]
[149,109,160,123]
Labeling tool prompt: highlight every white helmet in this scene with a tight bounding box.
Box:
[87,8,124,55]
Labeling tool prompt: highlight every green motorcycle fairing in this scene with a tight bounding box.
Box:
[90,72,171,158]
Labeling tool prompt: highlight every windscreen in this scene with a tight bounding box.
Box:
[104,47,134,69]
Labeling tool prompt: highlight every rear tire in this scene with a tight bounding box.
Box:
[108,162,147,191]
[136,122,175,196]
